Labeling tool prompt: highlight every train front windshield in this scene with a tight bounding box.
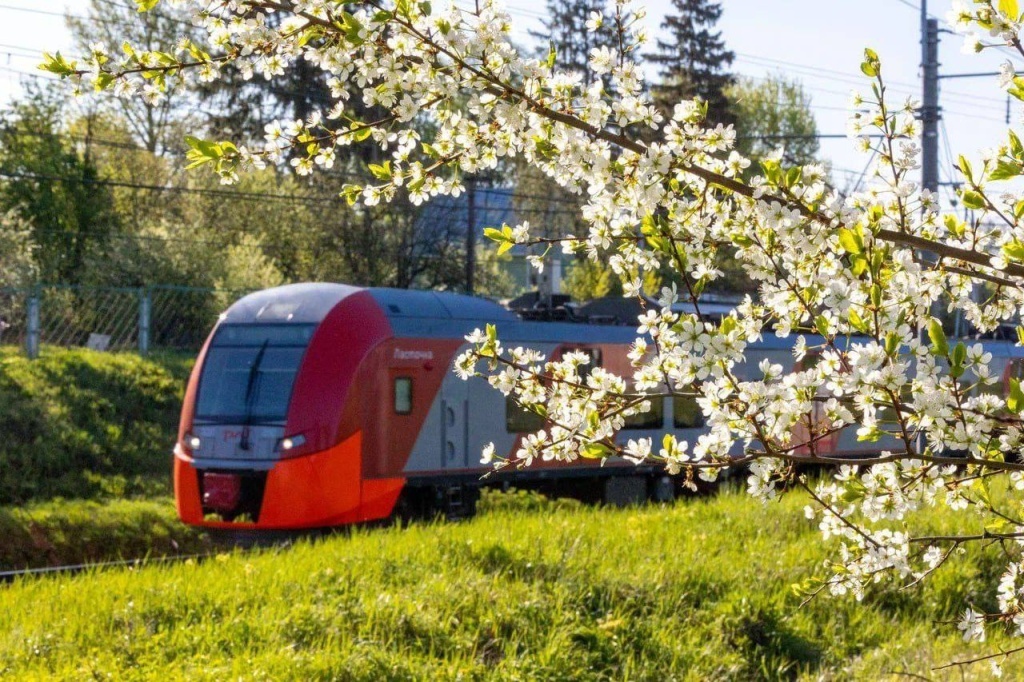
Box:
[194,324,316,424]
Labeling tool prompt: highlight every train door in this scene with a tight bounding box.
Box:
[440,378,469,469]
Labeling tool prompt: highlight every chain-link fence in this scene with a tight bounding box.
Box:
[0,285,247,358]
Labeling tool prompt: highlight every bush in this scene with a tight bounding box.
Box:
[0,347,192,504]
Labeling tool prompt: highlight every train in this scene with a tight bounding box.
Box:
[173,283,1024,530]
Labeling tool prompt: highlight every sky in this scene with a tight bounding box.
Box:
[0,0,1017,209]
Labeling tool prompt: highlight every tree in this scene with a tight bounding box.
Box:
[67,0,200,155]
[0,88,120,285]
[726,74,819,168]
[646,0,735,125]
[529,0,615,87]
[52,0,1024,655]
[0,210,37,289]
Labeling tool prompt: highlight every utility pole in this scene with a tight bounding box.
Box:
[465,177,476,296]
[921,14,941,194]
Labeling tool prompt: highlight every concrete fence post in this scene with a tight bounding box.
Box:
[26,289,40,360]
[138,288,151,355]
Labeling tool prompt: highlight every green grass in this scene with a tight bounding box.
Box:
[0,487,1016,680]
[0,347,192,504]
[0,497,210,570]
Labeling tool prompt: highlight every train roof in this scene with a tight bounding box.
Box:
[221,284,1024,356]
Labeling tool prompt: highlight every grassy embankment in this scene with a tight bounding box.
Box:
[0,487,1017,681]
[0,347,208,568]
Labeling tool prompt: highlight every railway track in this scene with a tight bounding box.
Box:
[0,553,216,584]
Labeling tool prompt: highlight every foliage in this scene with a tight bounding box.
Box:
[212,233,285,300]
[0,89,120,285]
[562,257,621,301]
[646,0,735,124]
[66,0,200,155]
[0,497,208,570]
[0,487,1019,679]
[53,0,1024,652]
[528,0,616,88]
[0,210,37,290]
[725,74,820,168]
[0,347,191,504]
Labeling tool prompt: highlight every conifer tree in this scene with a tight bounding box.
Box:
[647,0,735,125]
[529,0,615,87]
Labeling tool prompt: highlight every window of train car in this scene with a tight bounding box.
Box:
[622,395,665,429]
[505,396,546,433]
[194,324,316,424]
[673,395,705,429]
[394,377,413,414]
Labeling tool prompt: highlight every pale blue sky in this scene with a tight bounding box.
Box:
[0,0,1016,207]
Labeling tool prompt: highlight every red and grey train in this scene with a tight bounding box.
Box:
[174,283,1024,530]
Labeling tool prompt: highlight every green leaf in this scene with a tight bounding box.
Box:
[885,331,900,356]
[958,155,973,181]
[837,227,862,255]
[950,341,967,378]
[849,308,867,333]
[581,443,613,459]
[990,159,1022,181]
[135,0,159,11]
[93,72,115,91]
[38,51,77,77]
[943,214,965,239]
[367,161,391,181]
[341,184,362,206]
[928,318,948,357]
[1010,129,1024,159]
[1009,378,1024,413]
[860,48,880,77]
[785,166,802,188]
[999,0,1020,21]
[546,42,557,69]
[960,189,986,210]
[1003,239,1024,263]
[1017,326,1024,346]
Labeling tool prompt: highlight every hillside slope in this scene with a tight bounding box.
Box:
[0,348,192,504]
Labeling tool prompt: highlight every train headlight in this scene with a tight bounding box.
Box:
[279,434,306,452]
[186,434,202,450]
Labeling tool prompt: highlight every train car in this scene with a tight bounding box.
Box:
[173,283,1024,530]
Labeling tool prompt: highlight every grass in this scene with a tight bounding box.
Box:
[0,486,1017,680]
[0,347,192,504]
[0,497,210,570]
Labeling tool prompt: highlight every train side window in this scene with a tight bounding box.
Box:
[506,396,545,433]
[673,395,705,429]
[622,396,665,430]
[394,377,413,415]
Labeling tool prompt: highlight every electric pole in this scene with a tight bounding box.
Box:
[921,14,941,194]
[465,177,476,295]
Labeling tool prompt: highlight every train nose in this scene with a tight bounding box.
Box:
[202,473,242,514]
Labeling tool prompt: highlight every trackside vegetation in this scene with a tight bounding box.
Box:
[0,497,208,570]
[0,347,191,504]
[0,488,1017,680]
